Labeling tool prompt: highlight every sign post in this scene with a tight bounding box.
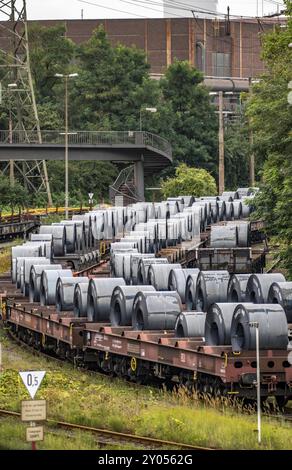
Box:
[88,192,94,211]
[19,371,46,450]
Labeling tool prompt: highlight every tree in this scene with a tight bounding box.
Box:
[0,176,29,211]
[246,0,292,276]
[159,61,218,175]
[224,117,250,189]
[160,163,217,198]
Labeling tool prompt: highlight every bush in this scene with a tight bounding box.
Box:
[160,163,217,198]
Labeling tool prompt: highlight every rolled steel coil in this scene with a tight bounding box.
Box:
[185,271,201,311]
[110,285,156,326]
[111,250,138,277]
[268,282,292,323]
[168,268,200,304]
[225,202,234,220]
[137,258,168,285]
[237,188,254,198]
[39,225,66,256]
[12,245,41,283]
[231,303,288,351]
[210,225,238,248]
[232,201,242,220]
[110,242,138,253]
[40,269,73,306]
[30,234,53,242]
[246,273,286,303]
[180,196,194,207]
[148,263,181,291]
[241,202,251,218]
[130,253,155,285]
[29,264,62,302]
[23,258,51,296]
[205,303,239,346]
[221,191,239,201]
[56,276,88,312]
[175,311,206,338]
[132,291,182,331]
[227,274,252,302]
[227,221,250,247]
[54,222,77,254]
[73,281,90,317]
[217,200,226,221]
[87,277,126,322]
[195,271,230,311]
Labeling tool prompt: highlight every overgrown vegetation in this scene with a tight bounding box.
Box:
[246,0,292,277]
[161,164,217,198]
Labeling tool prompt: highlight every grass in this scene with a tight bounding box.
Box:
[0,239,22,275]
[0,328,292,450]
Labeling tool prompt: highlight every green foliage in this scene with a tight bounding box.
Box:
[246,1,292,276]
[0,176,29,210]
[224,118,250,189]
[159,61,218,175]
[161,163,217,198]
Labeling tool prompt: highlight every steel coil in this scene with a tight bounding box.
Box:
[221,191,239,201]
[40,269,73,306]
[132,291,182,331]
[175,311,206,338]
[87,277,126,322]
[29,264,62,302]
[224,202,234,220]
[268,282,292,323]
[56,276,88,312]
[246,273,286,303]
[231,303,288,351]
[148,263,181,290]
[137,258,168,285]
[210,225,238,248]
[205,303,240,345]
[227,274,252,302]
[227,221,250,247]
[12,245,41,283]
[195,271,230,311]
[185,271,201,310]
[130,254,155,285]
[54,222,77,254]
[23,258,51,296]
[232,201,242,220]
[39,225,66,256]
[73,281,90,317]
[237,188,254,198]
[110,285,156,326]
[168,268,200,304]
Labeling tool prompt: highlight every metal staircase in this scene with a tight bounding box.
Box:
[109,165,140,206]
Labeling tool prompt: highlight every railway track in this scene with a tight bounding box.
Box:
[0,409,213,450]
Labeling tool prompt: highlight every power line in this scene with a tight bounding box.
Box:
[78,0,146,18]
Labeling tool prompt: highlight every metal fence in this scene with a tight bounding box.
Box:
[0,130,172,157]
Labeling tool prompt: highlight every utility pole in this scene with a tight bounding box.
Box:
[249,129,255,187]
[218,91,225,195]
[65,75,69,220]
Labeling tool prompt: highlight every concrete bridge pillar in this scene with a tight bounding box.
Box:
[134,159,145,201]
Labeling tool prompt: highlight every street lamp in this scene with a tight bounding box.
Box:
[249,321,261,445]
[55,73,78,220]
[139,107,157,131]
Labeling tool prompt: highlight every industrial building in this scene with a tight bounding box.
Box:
[15,16,285,79]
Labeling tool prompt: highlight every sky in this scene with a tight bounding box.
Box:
[3,0,285,21]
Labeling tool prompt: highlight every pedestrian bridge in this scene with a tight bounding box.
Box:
[0,130,172,201]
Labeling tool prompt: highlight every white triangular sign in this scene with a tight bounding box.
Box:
[19,371,46,399]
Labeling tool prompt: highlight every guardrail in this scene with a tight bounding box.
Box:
[0,130,172,158]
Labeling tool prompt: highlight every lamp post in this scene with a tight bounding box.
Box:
[139,107,157,131]
[55,73,78,220]
[249,321,261,445]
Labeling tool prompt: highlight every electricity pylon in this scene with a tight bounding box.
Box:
[0,0,52,206]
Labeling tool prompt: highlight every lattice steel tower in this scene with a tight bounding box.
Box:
[0,0,52,205]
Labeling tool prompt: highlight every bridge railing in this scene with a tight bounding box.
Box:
[0,130,172,157]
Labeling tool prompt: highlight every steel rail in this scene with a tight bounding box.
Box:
[0,409,214,450]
